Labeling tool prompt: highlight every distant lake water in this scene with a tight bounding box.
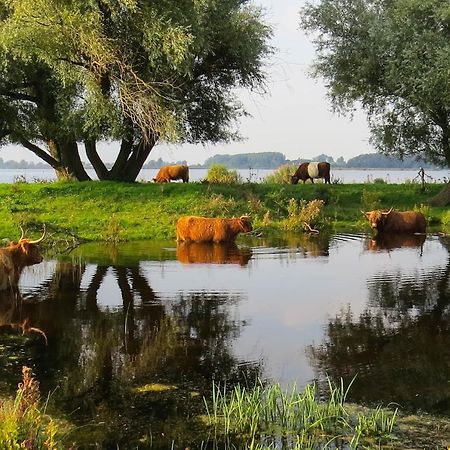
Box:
[0,167,449,183]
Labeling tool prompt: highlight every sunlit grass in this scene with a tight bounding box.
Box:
[0,181,446,242]
[203,378,399,449]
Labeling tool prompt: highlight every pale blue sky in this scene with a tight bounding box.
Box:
[1,0,375,164]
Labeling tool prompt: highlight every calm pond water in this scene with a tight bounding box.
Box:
[1,232,449,447]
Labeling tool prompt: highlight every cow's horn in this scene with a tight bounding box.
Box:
[18,226,25,241]
[381,207,393,215]
[360,210,367,215]
[29,224,46,244]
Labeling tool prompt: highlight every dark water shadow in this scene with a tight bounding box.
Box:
[308,235,450,414]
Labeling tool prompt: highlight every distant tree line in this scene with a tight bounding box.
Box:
[0,158,48,169]
[200,152,442,170]
[0,151,442,170]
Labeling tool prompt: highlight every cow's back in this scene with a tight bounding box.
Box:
[384,211,427,233]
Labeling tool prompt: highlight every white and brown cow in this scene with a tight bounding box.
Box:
[291,162,331,184]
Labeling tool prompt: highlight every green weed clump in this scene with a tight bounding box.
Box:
[264,164,297,184]
[283,198,325,232]
[204,378,398,449]
[206,164,242,184]
[0,366,70,449]
[361,189,381,212]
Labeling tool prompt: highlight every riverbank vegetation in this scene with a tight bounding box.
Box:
[3,366,449,449]
[0,180,447,243]
[0,367,70,449]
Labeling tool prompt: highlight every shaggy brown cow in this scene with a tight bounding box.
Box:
[362,208,426,234]
[291,162,331,184]
[153,165,189,183]
[0,226,46,290]
[176,241,252,266]
[176,215,252,243]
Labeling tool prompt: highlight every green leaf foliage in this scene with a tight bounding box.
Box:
[301,0,450,170]
[0,0,272,180]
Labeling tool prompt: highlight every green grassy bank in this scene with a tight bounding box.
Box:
[0,181,447,242]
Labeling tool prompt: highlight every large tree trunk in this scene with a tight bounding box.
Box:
[429,182,450,206]
[430,122,450,205]
[85,134,158,182]
[48,137,91,181]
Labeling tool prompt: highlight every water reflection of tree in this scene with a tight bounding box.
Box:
[308,237,450,414]
[0,257,262,446]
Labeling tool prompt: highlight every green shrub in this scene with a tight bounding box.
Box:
[441,210,450,232]
[206,164,242,184]
[283,198,325,231]
[361,189,381,212]
[264,164,297,184]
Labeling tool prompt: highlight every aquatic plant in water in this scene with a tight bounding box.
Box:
[204,377,398,449]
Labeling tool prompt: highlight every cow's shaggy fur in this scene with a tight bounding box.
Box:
[291,162,331,184]
[153,165,189,183]
[176,216,252,243]
[363,209,427,234]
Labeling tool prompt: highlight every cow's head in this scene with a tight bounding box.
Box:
[362,208,393,230]
[14,226,46,265]
[238,215,253,233]
[290,176,299,185]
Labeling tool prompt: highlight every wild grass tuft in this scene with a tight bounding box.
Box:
[283,198,325,232]
[204,377,398,449]
[206,164,242,184]
[263,164,297,184]
[0,366,70,449]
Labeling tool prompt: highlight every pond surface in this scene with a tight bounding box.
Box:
[1,232,449,447]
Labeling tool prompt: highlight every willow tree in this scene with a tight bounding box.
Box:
[0,0,272,181]
[301,0,450,204]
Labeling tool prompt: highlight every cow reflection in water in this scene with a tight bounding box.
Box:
[367,233,426,253]
[177,241,252,266]
[0,290,47,344]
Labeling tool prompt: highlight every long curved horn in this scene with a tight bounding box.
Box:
[18,226,25,241]
[360,210,367,215]
[381,207,393,215]
[29,225,46,244]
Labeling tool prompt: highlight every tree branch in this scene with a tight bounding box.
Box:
[18,138,60,168]
[0,89,38,103]
[84,139,111,180]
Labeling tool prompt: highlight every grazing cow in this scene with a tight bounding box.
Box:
[153,165,189,183]
[368,233,426,252]
[176,215,252,243]
[177,241,252,266]
[0,226,46,290]
[362,208,427,234]
[291,162,331,184]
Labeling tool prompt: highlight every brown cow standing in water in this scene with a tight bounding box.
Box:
[153,165,189,183]
[362,208,426,234]
[176,216,252,243]
[0,226,46,290]
[291,162,331,184]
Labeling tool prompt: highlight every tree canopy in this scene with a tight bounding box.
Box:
[300,0,450,203]
[0,0,272,181]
